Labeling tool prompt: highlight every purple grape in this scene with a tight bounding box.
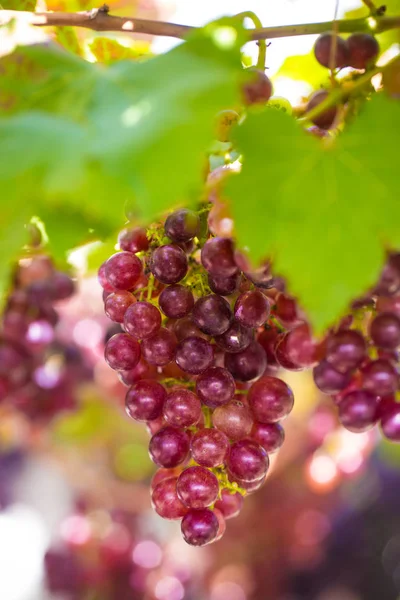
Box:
[325,329,366,372]
[159,285,194,319]
[274,333,303,371]
[313,360,353,394]
[234,474,266,494]
[150,467,181,492]
[181,508,219,546]
[99,261,117,292]
[124,301,162,340]
[380,403,400,441]
[248,376,294,423]
[195,366,235,408]
[212,401,253,440]
[338,390,379,433]
[192,294,232,336]
[190,428,229,467]
[208,272,241,296]
[314,32,349,68]
[201,237,238,278]
[174,317,207,341]
[104,291,135,323]
[104,252,142,290]
[175,336,214,374]
[214,320,253,354]
[347,33,379,69]
[149,245,188,284]
[234,290,270,328]
[370,312,400,349]
[361,359,398,397]
[163,388,201,428]
[50,272,75,300]
[257,327,280,367]
[214,489,243,519]
[251,422,285,453]
[104,333,141,370]
[274,293,300,327]
[177,466,219,508]
[125,379,166,422]
[227,439,269,482]
[285,323,318,368]
[141,328,177,366]
[149,426,190,467]
[224,341,266,382]
[374,254,400,296]
[242,68,273,105]
[306,90,338,130]
[118,227,149,253]
[164,208,200,242]
[151,477,188,519]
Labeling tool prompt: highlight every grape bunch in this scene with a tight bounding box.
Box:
[100,208,299,546]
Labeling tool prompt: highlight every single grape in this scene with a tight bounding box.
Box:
[163,388,201,428]
[208,272,241,296]
[257,327,280,368]
[361,359,398,397]
[215,109,239,142]
[325,329,367,372]
[285,323,319,367]
[195,366,235,408]
[306,90,338,130]
[380,403,400,441]
[338,390,379,433]
[159,285,194,319]
[313,360,353,394]
[174,317,207,341]
[50,272,75,301]
[177,466,219,509]
[104,252,142,290]
[234,290,270,328]
[190,428,229,467]
[370,313,400,349]
[181,508,219,546]
[274,293,300,327]
[251,422,285,453]
[125,379,166,422]
[314,32,349,68]
[212,400,253,441]
[347,33,379,69]
[242,68,273,105]
[104,333,141,371]
[149,426,190,467]
[175,336,214,374]
[201,237,238,278]
[164,209,200,242]
[214,489,243,519]
[214,320,253,354]
[149,245,188,284]
[123,301,162,340]
[105,291,135,323]
[150,467,182,492]
[151,477,188,519]
[118,227,149,253]
[274,333,303,371]
[248,376,294,423]
[192,294,232,336]
[374,253,400,296]
[227,439,269,482]
[141,328,177,366]
[224,341,267,382]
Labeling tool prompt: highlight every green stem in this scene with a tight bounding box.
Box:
[146,273,155,302]
[236,11,266,70]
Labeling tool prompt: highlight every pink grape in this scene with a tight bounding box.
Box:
[338,390,379,433]
[190,428,229,467]
[248,376,294,423]
[195,366,235,408]
[214,489,243,519]
[163,388,201,428]
[141,328,177,366]
[234,290,270,328]
[105,291,135,323]
[251,422,285,453]
[149,426,190,467]
[104,333,141,371]
[177,466,219,508]
[227,439,269,482]
[124,301,162,340]
[105,252,142,290]
[212,401,253,440]
[151,477,188,519]
[125,379,166,422]
[181,508,219,546]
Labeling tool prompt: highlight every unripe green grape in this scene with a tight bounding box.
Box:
[215,110,239,142]
[267,96,292,115]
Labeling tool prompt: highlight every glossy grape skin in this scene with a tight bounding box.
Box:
[118,358,157,386]
[150,467,182,492]
[190,428,230,467]
[274,293,300,328]
[224,341,267,382]
[285,323,319,368]
[174,317,207,341]
[104,333,141,371]
[227,439,269,482]
[234,290,270,328]
[214,321,253,354]
[306,90,338,130]
[212,401,253,441]
[235,474,267,494]
[141,328,177,366]
[175,336,214,374]
[326,329,367,372]
[248,376,294,423]
[105,252,142,290]
[192,294,232,336]
[163,388,201,428]
[123,301,161,340]
[380,404,400,441]
[177,466,219,508]
[370,313,400,349]
[251,422,285,453]
[125,379,166,422]
[164,209,200,242]
[118,227,149,253]
[374,254,400,296]
[347,33,379,69]
[313,360,353,394]
[201,237,238,278]
[159,285,194,319]
[242,68,273,105]
[214,489,243,519]
[257,327,280,368]
[361,359,398,397]
[314,32,349,68]
[151,477,188,519]
[196,366,235,408]
[213,508,226,542]
[208,272,241,296]
[149,245,188,284]
[149,426,190,468]
[338,390,379,433]
[181,508,219,546]
[105,291,135,323]
[274,334,303,371]
[98,262,117,293]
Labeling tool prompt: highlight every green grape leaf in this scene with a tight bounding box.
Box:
[89,37,152,63]
[226,93,400,333]
[0,0,36,9]
[274,52,328,90]
[54,27,83,57]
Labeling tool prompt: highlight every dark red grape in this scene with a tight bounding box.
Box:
[227,439,269,482]
[159,285,194,319]
[376,295,400,317]
[214,489,243,519]
[195,366,235,408]
[163,388,201,428]
[118,358,157,386]
[212,401,253,440]
[105,291,135,323]
[177,466,219,508]
[347,33,379,69]
[380,403,400,441]
[251,422,285,453]
[326,329,366,372]
[149,426,190,467]
[125,379,166,422]
[338,390,379,433]
[141,328,177,366]
[149,245,188,284]
[174,317,207,341]
[257,327,280,367]
[224,341,266,382]
[274,293,300,327]
[164,209,200,242]
[124,301,161,340]
[175,336,214,374]
[313,360,353,394]
[104,333,141,371]
[192,294,232,336]
[361,359,398,397]
[274,333,303,371]
[248,376,294,423]
[50,272,75,301]
[285,323,318,367]
[314,32,349,68]
[105,252,142,290]
[201,237,238,278]
[190,428,229,467]
[208,272,241,296]
[234,290,270,328]
[181,508,219,546]
[151,477,188,519]
[370,313,400,349]
[306,90,338,130]
[374,254,400,296]
[242,68,273,105]
[214,320,253,354]
[118,227,149,253]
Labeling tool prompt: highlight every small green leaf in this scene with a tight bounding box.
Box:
[55,27,83,57]
[274,52,328,90]
[0,0,36,9]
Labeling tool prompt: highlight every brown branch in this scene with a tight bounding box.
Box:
[0,8,400,40]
